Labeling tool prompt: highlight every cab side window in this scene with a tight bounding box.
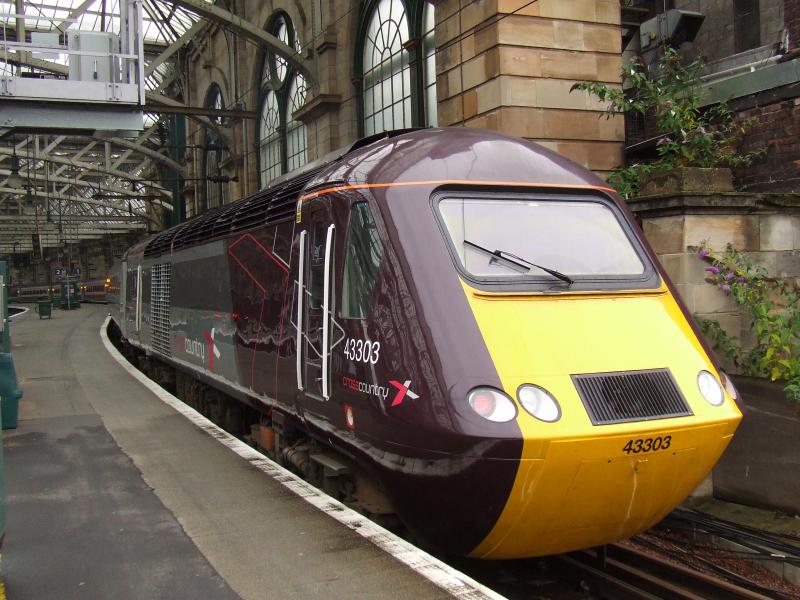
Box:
[309,221,326,309]
[341,203,383,319]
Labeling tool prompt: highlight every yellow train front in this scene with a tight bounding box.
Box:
[316,128,742,560]
[461,281,741,558]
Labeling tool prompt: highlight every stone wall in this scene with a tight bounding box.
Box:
[434,0,624,177]
[181,1,362,217]
[631,192,800,371]
[178,0,626,213]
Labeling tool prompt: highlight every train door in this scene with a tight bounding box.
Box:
[297,202,339,406]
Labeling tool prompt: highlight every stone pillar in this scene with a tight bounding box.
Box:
[630,192,800,365]
[434,0,624,177]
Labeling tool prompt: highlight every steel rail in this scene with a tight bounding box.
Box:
[559,543,780,600]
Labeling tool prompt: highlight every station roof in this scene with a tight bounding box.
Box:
[0,0,214,255]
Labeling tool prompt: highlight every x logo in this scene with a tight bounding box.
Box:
[389,379,419,407]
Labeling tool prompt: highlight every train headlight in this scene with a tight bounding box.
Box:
[719,371,739,401]
[697,371,724,406]
[467,388,517,423]
[517,385,561,422]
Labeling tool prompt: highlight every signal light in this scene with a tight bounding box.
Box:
[517,385,561,422]
[698,371,724,406]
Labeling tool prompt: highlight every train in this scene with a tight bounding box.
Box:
[10,276,118,305]
[79,276,120,303]
[109,128,742,559]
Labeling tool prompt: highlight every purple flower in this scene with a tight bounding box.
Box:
[721,284,731,295]
[738,276,746,283]
[656,136,673,146]
[724,272,735,281]
[705,266,720,274]
[698,249,710,258]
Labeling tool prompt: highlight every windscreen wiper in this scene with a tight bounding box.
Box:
[464,240,574,285]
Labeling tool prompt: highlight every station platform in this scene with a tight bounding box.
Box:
[2,305,499,600]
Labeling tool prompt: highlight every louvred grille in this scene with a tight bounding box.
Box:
[572,369,692,426]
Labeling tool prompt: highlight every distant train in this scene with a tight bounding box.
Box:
[110,128,742,559]
[79,276,120,304]
[11,276,119,306]
[10,284,57,303]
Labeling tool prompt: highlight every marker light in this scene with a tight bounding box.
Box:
[467,388,517,422]
[343,404,355,430]
[698,371,724,406]
[517,385,561,422]
[719,371,739,401]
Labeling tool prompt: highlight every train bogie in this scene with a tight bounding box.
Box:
[113,128,741,559]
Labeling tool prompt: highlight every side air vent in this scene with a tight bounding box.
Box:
[144,163,329,259]
[150,262,172,357]
[572,369,692,426]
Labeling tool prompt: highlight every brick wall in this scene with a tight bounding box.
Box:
[735,97,800,192]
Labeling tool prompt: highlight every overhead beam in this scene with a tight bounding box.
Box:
[164,0,314,84]
[0,185,151,215]
[94,136,187,176]
[146,91,233,147]
[0,169,157,202]
[145,19,206,76]
[51,0,97,31]
[144,102,257,120]
[0,223,146,235]
[0,215,145,222]
[0,147,172,200]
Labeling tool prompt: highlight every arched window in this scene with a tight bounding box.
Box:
[259,89,281,184]
[204,84,228,210]
[422,2,437,127]
[257,13,308,189]
[357,0,437,136]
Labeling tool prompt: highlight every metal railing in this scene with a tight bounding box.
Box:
[0,0,145,105]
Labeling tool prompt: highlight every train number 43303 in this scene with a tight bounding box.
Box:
[622,435,672,455]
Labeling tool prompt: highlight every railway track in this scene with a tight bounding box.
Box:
[557,541,793,600]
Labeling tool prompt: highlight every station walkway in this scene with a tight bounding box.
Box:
[2,305,496,600]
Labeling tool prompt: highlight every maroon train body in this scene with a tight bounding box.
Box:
[113,128,741,559]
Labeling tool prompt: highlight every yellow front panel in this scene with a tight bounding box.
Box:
[462,282,742,558]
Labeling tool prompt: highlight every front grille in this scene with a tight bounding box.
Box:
[572,369,692,426]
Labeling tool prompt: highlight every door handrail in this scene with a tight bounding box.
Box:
[296,230,306,391]
[321,223,335,400]
[135,264,142,333]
